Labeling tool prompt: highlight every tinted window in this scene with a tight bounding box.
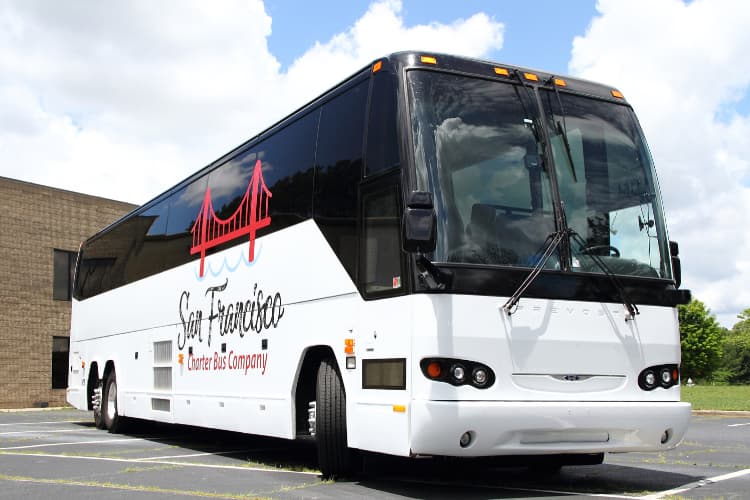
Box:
[125,200,170,283]
[165,176,208,269]
[185,110,319,267]
[362,184,403,295]
[208,110,319,242]
[314,79,369,281]
[366,71,400,175]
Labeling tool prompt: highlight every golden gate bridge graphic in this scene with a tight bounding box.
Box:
[190,159,272,277]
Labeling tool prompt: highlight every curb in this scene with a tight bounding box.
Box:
[692,410,750,417]
[0,407,72,413]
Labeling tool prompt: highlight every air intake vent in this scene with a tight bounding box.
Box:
[153,367,172,390]
[154,341,172,363]
[151,398,171,412]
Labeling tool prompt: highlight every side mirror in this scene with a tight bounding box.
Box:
[402,191,436,253]
[669,240,682,288]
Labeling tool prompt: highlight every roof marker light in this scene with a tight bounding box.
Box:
[524,72,539,82]
[554,78,567,87]
[420,55,437,65]
[494,67,509,76]
[372,61,383,73]
[611,89,624,99]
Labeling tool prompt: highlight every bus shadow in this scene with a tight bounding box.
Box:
[110,418,319,472]
[355,457,701,498]
[75,417,702,497]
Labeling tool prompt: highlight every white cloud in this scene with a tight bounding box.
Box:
[0,0,502,205]
[569,0,750,326]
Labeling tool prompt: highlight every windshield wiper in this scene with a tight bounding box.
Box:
[503,229,566,315]
[569,231,640,322]
[549,77,578,183]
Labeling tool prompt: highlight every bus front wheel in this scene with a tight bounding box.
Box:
[102,370,123,433]
[315,358,352,479]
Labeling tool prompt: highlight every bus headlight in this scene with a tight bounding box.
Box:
[638,364,679,391]
[451,364,466,382]
[420,358,495,389]
[472,367,488,387]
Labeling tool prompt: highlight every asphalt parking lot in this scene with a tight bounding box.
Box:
[0,409,748,499]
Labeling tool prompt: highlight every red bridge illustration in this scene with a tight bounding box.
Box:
[191,159,272,277]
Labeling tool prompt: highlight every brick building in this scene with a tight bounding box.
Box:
[0,177,136,409]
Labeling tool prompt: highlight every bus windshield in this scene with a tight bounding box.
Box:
[407,70,672,280]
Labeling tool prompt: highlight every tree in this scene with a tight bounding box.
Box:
[678,299,723,381]
[721,309,750,384]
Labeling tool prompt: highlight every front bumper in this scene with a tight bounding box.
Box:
[410,400,691,456]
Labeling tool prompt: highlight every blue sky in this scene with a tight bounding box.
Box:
[1,0,749,326]
[267,0,597,74]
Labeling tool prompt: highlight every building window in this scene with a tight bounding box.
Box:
[51,336,69,389]
[53,249,76,301]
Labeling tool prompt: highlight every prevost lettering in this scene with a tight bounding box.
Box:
[178,277,284,350]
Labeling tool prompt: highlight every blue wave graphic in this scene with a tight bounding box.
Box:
[193,242,263,281]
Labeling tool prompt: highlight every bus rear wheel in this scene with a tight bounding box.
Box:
[315,358,352,479]
[93,380,106,430]
[102,370,124,433]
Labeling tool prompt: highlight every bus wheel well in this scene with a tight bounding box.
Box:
[102,361,115,383]
[294,346,337,436]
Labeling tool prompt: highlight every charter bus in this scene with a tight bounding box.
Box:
[68,52,692,478]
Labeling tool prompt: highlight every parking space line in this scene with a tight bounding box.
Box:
[134,449,256,460]
[0,472,267,499]
[0,437,143,450]
[642,468,750,499]
[0,420,88,427]
[0,450,319,476]
[728,422,750,427]
[0,428,98,436]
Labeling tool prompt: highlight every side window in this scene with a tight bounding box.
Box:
[193,110,319,263]
[241,109,318,236]
[124,200,170,283]
[166,176,208,269]
[362,185,403,295]
[53,249,76,301]
[366,71,400,175]
[315,79,369,281]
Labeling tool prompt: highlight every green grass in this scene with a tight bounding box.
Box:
[682,385,750,411]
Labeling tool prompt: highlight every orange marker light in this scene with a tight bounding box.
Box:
[494,67,509,76]
[178,353,184,365]
[611,89,624,99]
[524,72,539,82]
[372,61,383,73]
[393,405,406,413]
[344,338,355,355]
[420,55,437,65]
[554,78,567,87]
[427,361,441,378]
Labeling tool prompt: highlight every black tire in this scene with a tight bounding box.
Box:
[93,380,106,430]
[315,358,352,479]
[102,370,123,433]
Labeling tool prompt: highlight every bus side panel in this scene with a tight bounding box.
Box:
[69,221,359,438]
[345,295,413,457]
